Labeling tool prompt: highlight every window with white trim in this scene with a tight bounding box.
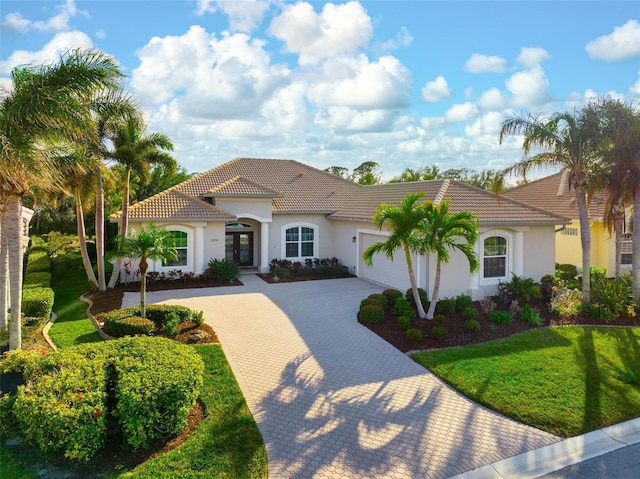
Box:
[285,226,315,258]
[165,230,188,267]
[483,235,507,279]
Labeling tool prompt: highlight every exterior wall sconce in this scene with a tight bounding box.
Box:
[352,236,357,243]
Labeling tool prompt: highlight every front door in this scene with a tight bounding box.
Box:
[225,232,254,266]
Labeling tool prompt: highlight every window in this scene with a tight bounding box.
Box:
[166,231,188,266]
[483,236,507,278]
[622,239,633,266]
[562,227,579,236]
[285,226,315,258]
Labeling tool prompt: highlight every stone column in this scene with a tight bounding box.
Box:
[195,226,205,275]
[260,222,270,273]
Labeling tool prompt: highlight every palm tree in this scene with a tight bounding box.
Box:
[421,200,479,319]
[0,201,8,332]
[107,116,176,288]
[0,49,122,349]
[115,224,178,318]
[499,109,602,304]
[362,192,429,319]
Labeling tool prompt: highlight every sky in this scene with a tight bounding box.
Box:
[1,0,640,180]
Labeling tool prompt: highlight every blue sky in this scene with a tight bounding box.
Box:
[2,0,639,179]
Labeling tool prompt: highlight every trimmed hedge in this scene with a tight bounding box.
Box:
[1,337,204,461]
[100,305,203,338]
[382,288,403,305]
[359,305,384,324]
[21,287,55,319]
[25,249,51,273]
[23,272,52,289]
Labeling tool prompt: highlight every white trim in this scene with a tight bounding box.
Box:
[281,222,319,260]
[149,224,194,273]
[234,213,272,223]
[479,230,513,285]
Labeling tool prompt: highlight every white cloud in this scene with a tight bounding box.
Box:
[444,102,479,124]
[268,1,373,65]
[307,55,412,110]
[195,0,271,32]
[477,87,506,111]
[0,31,94,74]
[631,71,640,97]
[464,53,507,73]
[375,26,413,51]
[314,107,396,132]
[464,112,504,137]
[505,65,553,108]
[420,76,452,102]
[1,0,86,33]
[517,47,550,68]
[586,19,640,62]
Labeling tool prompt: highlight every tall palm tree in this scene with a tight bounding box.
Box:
[499,109,602,304]
[421,200,479,319]
[0,201,8,332]
[115,223,178,318]
[362,192,429,319]
[107,116,176,288]
[0,49,122,349]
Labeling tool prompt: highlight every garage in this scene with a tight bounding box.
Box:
[357,232,426,292]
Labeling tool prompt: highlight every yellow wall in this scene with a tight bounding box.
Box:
[555,219,612,272]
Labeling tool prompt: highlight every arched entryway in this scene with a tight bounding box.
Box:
[225,222,254,267]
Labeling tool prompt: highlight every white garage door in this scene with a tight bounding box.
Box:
[358,233,415,291]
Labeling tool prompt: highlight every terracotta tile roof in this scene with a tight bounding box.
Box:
[504,171,608,221]
[329,180,568,225]
[205,176,282,198]
[175,158,359,213]
[111,189,234,221]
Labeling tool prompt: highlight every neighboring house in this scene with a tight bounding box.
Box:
[21,206,34,252]
[505,171,632,276]
[111,158,568,300]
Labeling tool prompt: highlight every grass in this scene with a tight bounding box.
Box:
[412,326,640,437]
[48,252,102,348]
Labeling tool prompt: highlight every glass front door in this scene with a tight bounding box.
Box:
[225,232,253,266]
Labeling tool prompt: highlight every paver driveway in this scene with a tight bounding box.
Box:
[123,274,560,479]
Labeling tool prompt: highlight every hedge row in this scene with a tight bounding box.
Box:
[25,247,51,274]
[0,337,204,461]
[100,305,204,338]
[21,286,54,320]
[23,272,52,289]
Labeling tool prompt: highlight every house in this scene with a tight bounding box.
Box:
[504,171,632,276]
[111,158,568,300]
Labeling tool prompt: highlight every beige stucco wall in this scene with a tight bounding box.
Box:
[522,225,557,281]
[214,198,272,221]
[269,214,336,262]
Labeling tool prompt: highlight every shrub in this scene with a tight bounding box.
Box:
[406,328,423,343]
[104,316,155,337]
[489,310,513,325]
[316,264,332,276]
[432,326,448,340]
[556,263,578,281]
[494,281,512,310]
[23,272,52,289]
[505,274,542,303]
[367,293,388,309]
[205,258,240,283]
[465,319,481,333]
[520,304,542,326]
[382,288,403,305]
[21,287,54,319]
[549,288,582,319]
[435,297,456,315]
[434,314,446,326]
[101,305,202,337]
[396,315,412,330]
[590,267,607,284]
[297,266,312,276]
[455,294,472,312]
[359,305,384,324]
[405,288,428,309]
[479,296,496,316]
[360,298,383,309]
[0,394,18,436]
[393,296,413,316]
[330,264,349,276]
[590,276,633,322]
[191,310,204,326]
[163,312,180,338]
[25,249,51,273]
[274,267,292,279]
[539,274,557,303]
[146,304,193,324]
[463,306,478,322]
[508,299,521,318]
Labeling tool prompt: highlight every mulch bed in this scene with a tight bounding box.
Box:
[257,272,355,283]
[361,297,640,353]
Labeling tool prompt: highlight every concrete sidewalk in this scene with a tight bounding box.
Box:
[123,274,636,478]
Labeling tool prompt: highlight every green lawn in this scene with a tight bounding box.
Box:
[412,326,640,437]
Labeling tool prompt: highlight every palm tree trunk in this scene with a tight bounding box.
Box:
[614,211,624,280]
[96,172,106,291]
[575,186,591,304]
[0,205,8,331]
[139,257,147,318]
[633,186,640,303]
[6,194,24,350]
[426,259,441,319]
[404,245,426,319]
[108,167,131,288]
[76,196,99,288]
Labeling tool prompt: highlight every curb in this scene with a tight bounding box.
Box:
[448,417,640,478]
[41,312,58,351]
[79,292,115,341]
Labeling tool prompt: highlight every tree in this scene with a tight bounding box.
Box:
[115,224,178,318]
[107,116,176,288]
[362,192,429,319]
[0,49,122,349]
[421,200,479,319]
[388,166,440,183]
[324,166,350,179]
[352,161,381,185]
[499,109,602,304]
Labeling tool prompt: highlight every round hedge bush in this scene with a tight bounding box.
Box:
[359,305,384,324]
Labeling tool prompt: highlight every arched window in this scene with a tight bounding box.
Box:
[483,235,507,279]
[165,230,188,267]
[282,224,317,259]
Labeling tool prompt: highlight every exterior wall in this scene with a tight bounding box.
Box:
[214,198,272,221]
[555,220,583,267]
[522,225,556,281]
[269,214,336,262]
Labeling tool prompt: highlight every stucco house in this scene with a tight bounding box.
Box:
[505,170,632,276]
[111,158,568,300]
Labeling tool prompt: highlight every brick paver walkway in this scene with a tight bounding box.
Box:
[124,275,560,479]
